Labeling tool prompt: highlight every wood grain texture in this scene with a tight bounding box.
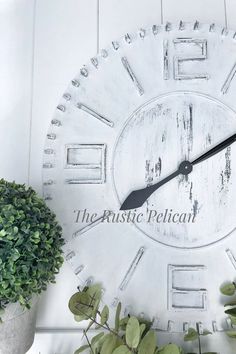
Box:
[162,0,226,26]
[0,0,35,184]
[99,0,162,49]
[225,0,236,29]
[28,0,98,329]
[29,0,97,194]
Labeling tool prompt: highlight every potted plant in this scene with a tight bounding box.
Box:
[0,179,64,354]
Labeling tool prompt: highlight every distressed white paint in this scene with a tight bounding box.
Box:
[0,0,35,184]
[41,24,236,354]
[162,0,226,26]
[29,0,98,194]
[99,0,162,48]
[226,0,236,28]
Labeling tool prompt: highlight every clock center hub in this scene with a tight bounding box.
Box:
[179,161,193,175]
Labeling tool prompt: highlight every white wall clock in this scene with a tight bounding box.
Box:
[43,21,236,335]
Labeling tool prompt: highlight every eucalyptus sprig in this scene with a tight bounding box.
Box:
[184,327,215,354]
[220,280,236,338]
[68,285,215,354]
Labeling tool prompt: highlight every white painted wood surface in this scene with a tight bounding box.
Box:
[0,0,35,184]
[162,0,226,25]
[1,0,236,352]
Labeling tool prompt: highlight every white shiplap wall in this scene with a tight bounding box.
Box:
[1,0,235,352]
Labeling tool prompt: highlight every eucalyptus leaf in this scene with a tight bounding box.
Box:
[91,332,105,345]
[87,284,102,302]
[224,301,236,307]
[112,345,131,354]
[101,305,109,325]
[126,316,140,349]
[226,330,236,338]
[69,292,91,318]
[230,315,236,325]
[85,319,94,332]
[225,307,236,317]
[74,345,89,353]
[159,344,181,354]
[220,282,236,296]
[139,323,146,339]
[119,317,129,331]
[101,333,122,354]
[115,302,121,332]
[202,330,212,336]
[184,328,199,342]
[138,330,156,354]
[92,298,101,318]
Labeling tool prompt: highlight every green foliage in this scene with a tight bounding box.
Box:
[125,316,140,348]
[184,328,199,342]
[68,285,215,354]
[0,179,64,316]
[183,328,214,354]
[220,280,236,340]
[220,282,236,296]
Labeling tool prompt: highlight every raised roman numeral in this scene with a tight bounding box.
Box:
[221,63,236,94]
[119,247,145,291]
[65,144,106,184]
[77,103,114,127]
[121,57,144,96]
[164,38,209,80]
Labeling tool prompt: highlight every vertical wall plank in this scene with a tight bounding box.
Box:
[0,0,35,184]
[99,0,162,49]
[162,0,226,26]
[29,0,98,194]
[225,0,236,29]
[29,0,98,329]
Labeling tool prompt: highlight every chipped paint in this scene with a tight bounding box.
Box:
[192,200,199,219]
[189,181,193,201]
[224,146,231,183]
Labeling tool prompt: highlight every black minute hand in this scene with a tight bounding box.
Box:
[191,133,236,165]
[120,133,236,211]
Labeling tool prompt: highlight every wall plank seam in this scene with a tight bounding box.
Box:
[224,0,228,27]
[97,0,100,53]
[27,0,37,186]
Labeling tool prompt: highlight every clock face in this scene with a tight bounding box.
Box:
[43,22,236,333]
[113,92,236,248]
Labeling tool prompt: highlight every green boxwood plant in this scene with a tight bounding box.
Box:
[0,179,64,319]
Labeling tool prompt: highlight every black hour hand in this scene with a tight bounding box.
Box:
[120,161,192,210]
